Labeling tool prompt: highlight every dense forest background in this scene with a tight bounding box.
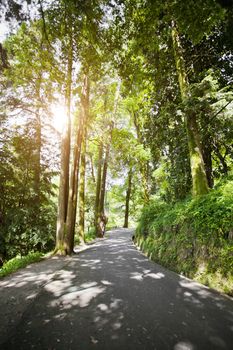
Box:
[0,0,232,293]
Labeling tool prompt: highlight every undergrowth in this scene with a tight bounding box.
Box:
[0,252,44,278]
[136,177,233,296]
[85,228,97,242]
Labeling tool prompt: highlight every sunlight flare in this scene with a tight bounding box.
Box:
[51,104,66,132]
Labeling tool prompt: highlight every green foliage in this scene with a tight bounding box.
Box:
[0,21,58,262]
[0,117,57,261]
[3,206,56,258]
[0,252,43,278]
[171,0,224,44]
[136,177,233,295]
[112,0,233,201]
[84,227,97,243]
[1,0,233,263]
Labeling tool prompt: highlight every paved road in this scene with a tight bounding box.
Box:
[1,229,233,349]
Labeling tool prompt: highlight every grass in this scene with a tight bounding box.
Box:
[85,228,97,243]
[0,226,105,279]
[0,252,44,278]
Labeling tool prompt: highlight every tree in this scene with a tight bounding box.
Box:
[0,20,58,260]
[1,0,232,263]
[94,141,104,236]
[171,21,209,196]
[49,0,106,252]
[123,166,133,228]
[64,71,89,253]
[112,0,228,196]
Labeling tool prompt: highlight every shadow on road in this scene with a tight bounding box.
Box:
[1,228,233,350]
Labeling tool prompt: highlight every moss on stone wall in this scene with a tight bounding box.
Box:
[136,177,233,296]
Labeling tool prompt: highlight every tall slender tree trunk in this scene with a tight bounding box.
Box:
[171,21,209,196]
[34,113,41,205]
[97,139,111,237]
[202,131,214,188]
[34,74,42,206]
[123,166,132,228]
[99,141,110,216]
[213,143,229,175]
[132,111,150,203]
[95,142,103,236]
[78,136,86,244]
[97,81,121,236]
[55,41,73,253]
[142,161,150,203]
[65,74,89,254]
[89,154,96,183]
[64,45,73,219]
[65,120,83,254]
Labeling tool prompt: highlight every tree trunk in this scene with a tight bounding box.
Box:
[99,142,110,215]
[56,127,70,253]
[34,113,41,205]
[123,167,132,228]
[65,74,89,254]
[97,140,111,237]
[133,111,150,203]
[0,43,8,71]
[95,81,121,236]
[34,74,42,206]
[171,21,209,196]
[95,142,103,236]
[97,120,115,237]
[64,45,73,220]
[78,135,86,244]
[55,41,73,253]
[89,154,96,183]
[213,143,229,175]
[202,133,214,188]
[142,161,150,203]
[65,121,83,254]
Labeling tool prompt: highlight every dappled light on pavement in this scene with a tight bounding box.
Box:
[0,228,233,349]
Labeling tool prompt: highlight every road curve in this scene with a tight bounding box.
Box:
[2,228,233,350]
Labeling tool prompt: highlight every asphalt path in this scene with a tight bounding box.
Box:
[1,228,233,349]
